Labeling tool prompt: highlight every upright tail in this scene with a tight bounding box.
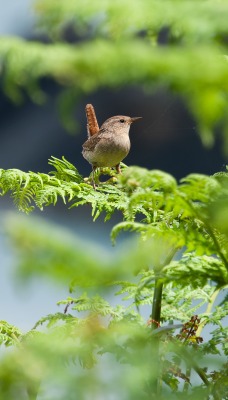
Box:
[85,104,99,137]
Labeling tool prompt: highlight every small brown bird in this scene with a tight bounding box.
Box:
[82,104,141,186]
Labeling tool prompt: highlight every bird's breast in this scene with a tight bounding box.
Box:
[83,133,131,167]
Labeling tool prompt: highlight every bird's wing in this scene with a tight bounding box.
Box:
[82,130,105,151]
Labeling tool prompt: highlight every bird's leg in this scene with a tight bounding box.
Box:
[115,163,122,174]
[91,166,103,189]
[92,166,97,189]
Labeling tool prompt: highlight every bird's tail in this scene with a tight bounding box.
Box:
[85,104,100,137]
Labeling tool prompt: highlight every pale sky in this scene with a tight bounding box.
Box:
[0,0,35,35]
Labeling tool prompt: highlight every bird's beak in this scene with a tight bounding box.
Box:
[130,117,142,123]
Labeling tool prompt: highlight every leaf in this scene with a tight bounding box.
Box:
[164,253,228,287]
[0,321,22,347]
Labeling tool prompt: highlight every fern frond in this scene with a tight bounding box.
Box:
[12,184,36,213]
[48,156,83,183]
[0,169,42,212]
[58,294,114,317]
[0,168,29,194]
[71,182,128,221]
[35,0,228,43]
[0,320,22,347]
[164,253,228,287]
[161,284,215,322]
[179,174,221,203]
[33,312,76,329]
[111,221,146,244]
[2,159,228,275]
[0,158,85,213]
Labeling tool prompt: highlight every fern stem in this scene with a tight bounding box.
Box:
[149,249,178,397]
[150,278,163,398]
[151,278,163,330]
[151,248,178,329]
[193,364,220,400]
[182,348,220,400]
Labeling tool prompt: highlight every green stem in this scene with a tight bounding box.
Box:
[149,248,178,397]
[27,382,40,400]
[151,248,178,330]
[183,367,191,392]
[182,348,220,400]
[193,365,219,400]
[193,363,209,386]
[150,278,164,397]
[151,278,163,330]
[150,280,163,398]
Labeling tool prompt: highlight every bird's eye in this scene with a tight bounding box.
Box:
[119,119,125,123]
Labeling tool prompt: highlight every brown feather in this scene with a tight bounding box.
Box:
[85,104,99,137]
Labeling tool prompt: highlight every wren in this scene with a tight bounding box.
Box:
[82,104,142,186]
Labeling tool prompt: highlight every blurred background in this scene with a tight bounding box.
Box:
[0,0,227,332]
[1,1,226,178]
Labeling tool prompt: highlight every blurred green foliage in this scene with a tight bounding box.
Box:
[0,0,228,143]
[0,156,228,399]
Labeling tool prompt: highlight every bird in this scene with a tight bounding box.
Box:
[82,104,142,187]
